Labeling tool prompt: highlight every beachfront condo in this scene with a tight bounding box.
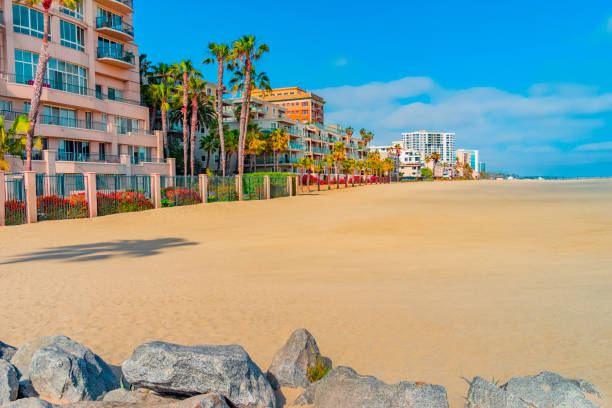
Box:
[0,0,172,176]
[204,95,367,173]
[401,130,456,164]
[250,86,325,125]
[456,149,480,171]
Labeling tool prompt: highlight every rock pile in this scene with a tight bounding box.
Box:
[0,330,604,408]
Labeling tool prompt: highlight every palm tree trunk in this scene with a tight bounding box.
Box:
[26,5,51,171]
[190,95,198,178]
[238,58,252,177]
[182,72,188,176]
[217,57,226,177]
[161,108,168,158]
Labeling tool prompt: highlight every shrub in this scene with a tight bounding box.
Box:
[208,185,238,203]
[37,193,88,220]
[161,188,201,207]
[98,191,155,214]
[5,199,26,225]
[308,357,331,383]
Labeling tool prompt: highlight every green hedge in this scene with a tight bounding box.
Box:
[244,172,296,177]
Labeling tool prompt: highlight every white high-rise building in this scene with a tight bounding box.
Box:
[401,130,456,163]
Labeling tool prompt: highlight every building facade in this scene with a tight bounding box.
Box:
[250,86,325,124]
[2,0,172,176]
[401,130,455,163]
[456,149,479,171]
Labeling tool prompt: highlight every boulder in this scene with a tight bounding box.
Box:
[10,336,58,398]
[266,328,330,389]
[294,366,449,408]
[465,372,603,408]
[102,388,178,404]
[0,343,17,362]
[504,371,602,408]
[59,393,230,408]
[27,335,118,403]
[122,341,276,408]
[465,377,529,408]
[0,398,53,408]
[0,360,18,405]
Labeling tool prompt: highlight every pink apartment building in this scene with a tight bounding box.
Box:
[0,0,172,176]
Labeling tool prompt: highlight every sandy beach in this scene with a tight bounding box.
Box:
[1,180,610,407]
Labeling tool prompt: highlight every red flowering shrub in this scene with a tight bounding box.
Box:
[5,200,26,225]
[98,191,154,215]
[162,188,201,207]
[37,193,88,220]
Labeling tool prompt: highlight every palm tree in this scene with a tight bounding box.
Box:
[203,43,231,176]
[345,126,354,143]
[313,162,324,191]
[230,35,269,176]
[0,115,33,171]
[224,129,239,175]
[199,132,219,170]
[23,0,82,171]
[270,128,289,172]
[187,77,209,178]
[425,152,441,180]
[323,155,335,189]
[150,80,174,157]
[171,60,200,176]
[341,159,353,188]
[245,124,265,172]
[331,142,346,189]
[393,143,402,182]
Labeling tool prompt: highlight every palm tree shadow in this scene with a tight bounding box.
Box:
[1,238,199,265]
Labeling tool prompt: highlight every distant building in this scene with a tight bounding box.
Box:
[456,149,479,171]
[479,162,486,172]
[401,130,455,163]
[251,87,325,124]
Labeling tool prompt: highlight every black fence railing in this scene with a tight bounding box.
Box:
[96,17,134,37]
[270,176,290,199]
[96,174,154,216]
[242,176,265,201]
[4,175,26,225]
[160,176,201,207]
[207,176,238,203]
[35,174,88,221]
[97,47,135,65]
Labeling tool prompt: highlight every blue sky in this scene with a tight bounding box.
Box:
[136,0,612,176]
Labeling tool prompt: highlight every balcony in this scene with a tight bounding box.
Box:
[58,151,122,164]
[97,47,135,69]
[96,17,134,41]
[0,10,5,27]
[95,0,133,14]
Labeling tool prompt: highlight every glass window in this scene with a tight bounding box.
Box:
[12,4,46,39]
[42,106,76,127]
[15,50,87,95]
[108,87,124,102]
[60,20,85,51]
[114,117,139,134]
[60,3,83,20]
[0,101,12,113]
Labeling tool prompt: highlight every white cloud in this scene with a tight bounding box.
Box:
[314,77,612,175]
[334,58,348,67]
[576,141,612,151]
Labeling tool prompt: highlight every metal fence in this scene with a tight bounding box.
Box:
[160,176,201,207]
[242,176,266,201]
[208,176,238,203]
[270,176,289,199]
[4,174,26,225]
[35,174,88,221]
[96,174,154,216]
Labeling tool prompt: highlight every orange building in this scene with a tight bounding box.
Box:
[251,86,325,124]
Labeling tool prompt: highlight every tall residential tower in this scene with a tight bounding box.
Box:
[401,130,455,163]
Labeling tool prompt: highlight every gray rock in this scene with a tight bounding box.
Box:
[0,343,17,362]
[27,335,118,403]
[59,393,230,408]
[122,341,276,408]
[503,371,602,408]
[0,360,18,405]
[294,366,449,408]
[465,377,529,408]
[102,388,178,404]
[266,328,329,389]
[0,398,53,408]
[10,337,57,379]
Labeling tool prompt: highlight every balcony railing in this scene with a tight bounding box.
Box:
[96,17,134,38]
[58,151,122,164]
[0,73,145,107]
[97,47,135,66]
[40,115,106,132]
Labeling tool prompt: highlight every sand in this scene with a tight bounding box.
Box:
[1,180,611,407]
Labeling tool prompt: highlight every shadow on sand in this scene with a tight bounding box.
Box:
[1,237,198,265]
